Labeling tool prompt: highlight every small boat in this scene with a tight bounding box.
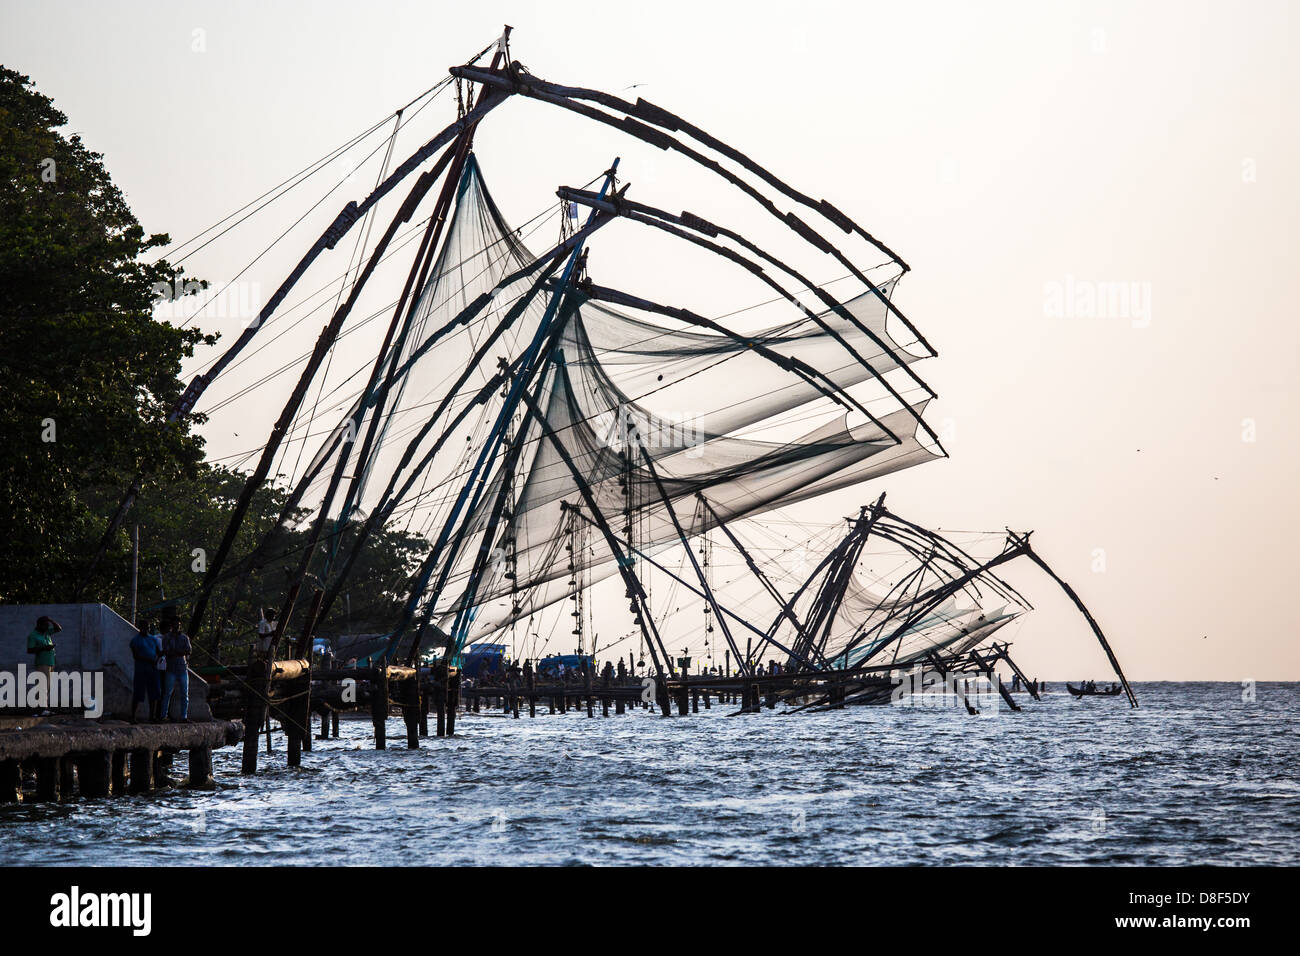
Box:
[1066,682,1123,698]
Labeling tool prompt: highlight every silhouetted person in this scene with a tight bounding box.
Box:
[160,617,193,721]
[26,615,60,712]
[26,614,60,678]
[130,617,163,723]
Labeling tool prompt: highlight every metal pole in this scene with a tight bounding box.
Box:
[130,525,139,625]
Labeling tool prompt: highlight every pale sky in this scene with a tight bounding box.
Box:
[3,0,1297,680]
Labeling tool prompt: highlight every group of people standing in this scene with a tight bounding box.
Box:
[21,612,192,721]
[129,613,192,723]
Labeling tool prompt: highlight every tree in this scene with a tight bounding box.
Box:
[0,68,430,658]
[83,465,427,662]
[0,65,213,603]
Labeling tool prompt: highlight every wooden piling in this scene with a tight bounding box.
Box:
[371,666,389,750]
[420,679,431,735]
[300,679,313,754]
[434,665,447,737]
[446,667,459,736]
[287,674,309,768]
[241,645,269,776]
[157,748,177,786]
[1,759,19,802]
[187,745,213,788]
[77,751,111,798]
[71,756,86,797]
[656,676,671,717]
[36,756,60,801]
[402,674,420,749]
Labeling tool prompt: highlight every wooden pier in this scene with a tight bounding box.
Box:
[0,718,243,802]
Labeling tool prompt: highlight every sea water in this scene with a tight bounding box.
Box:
[2,682,1296,866]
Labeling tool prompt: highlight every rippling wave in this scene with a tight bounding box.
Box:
[3,682,1296,865]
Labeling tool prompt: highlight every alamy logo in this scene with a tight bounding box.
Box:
[1043,275,1152,328]
[0,666,104,718]
[49,886,151,936]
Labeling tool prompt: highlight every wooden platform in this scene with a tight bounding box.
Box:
[0,718,243,802]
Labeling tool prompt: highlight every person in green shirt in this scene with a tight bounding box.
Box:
[26,615,60,673]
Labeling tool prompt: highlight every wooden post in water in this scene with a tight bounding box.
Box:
[286,675,305,768]
[433,662,447,737]
[403,673,420,749]
[286,698,300,765]
[446,667,459,736]
[152,749,171,788]
[78,752,111,798]
[128,748,153,793]
[331,710,340,738]
[371,666,389,750]
[36,757,60,801]
[420,677,431,735]
[584,664,594,718]
[69,756,85,797]
[300,677,313,754]
[187,745,213,788]
[245,583,299,775]
[241,644,268,775]
[0,760,19,802]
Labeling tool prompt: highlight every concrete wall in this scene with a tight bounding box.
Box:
[0,603,210,719]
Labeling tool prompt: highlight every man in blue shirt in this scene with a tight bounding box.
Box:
[129,618,163,723]
[160,616,193,722]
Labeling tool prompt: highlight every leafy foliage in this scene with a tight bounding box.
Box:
[0,64,213,602]
[0,67,427,658]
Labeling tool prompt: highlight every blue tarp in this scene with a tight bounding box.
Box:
[461,644,506,679]
[536,654,592,678]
